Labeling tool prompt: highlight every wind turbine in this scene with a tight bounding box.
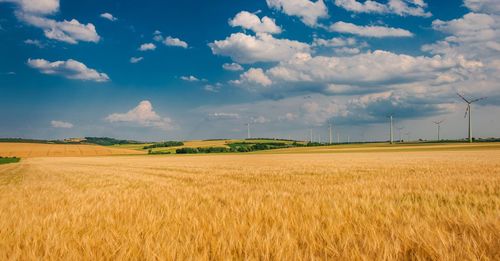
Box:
[397,126,404,143]
[329,123,333,144]
[388,115,394,144]
[457,93,487,143]
[432,120,444,141]
[245,123,251,139]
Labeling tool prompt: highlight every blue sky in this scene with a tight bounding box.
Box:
[0,0,499,141]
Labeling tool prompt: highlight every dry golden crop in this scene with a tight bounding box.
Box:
[0,142,145,158]
[0,147,499,260]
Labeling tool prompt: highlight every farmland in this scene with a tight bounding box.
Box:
[0,144,498,259]
[0,142,145,158]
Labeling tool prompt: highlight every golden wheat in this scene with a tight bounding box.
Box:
[0,142,145,158]
[0,148,499,260]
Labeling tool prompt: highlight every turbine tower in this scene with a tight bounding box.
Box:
[245,123,251,139]
[432,120,445,141]
[457,93,487,143]
[329,123,333,144]
[389,115,394,144]
[397,126,404,142]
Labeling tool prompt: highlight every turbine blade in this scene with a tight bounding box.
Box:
[464,106,469,118]
[457,93,470,103]
[471,97,487,103]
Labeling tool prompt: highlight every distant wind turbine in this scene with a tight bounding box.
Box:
[432,120,445,141]
[388,114,394,144]
[329,123,333,144]
[245,123,251,139]
[396,126,404,143]
[457,93,487,143]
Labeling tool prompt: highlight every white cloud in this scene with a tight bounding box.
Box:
[27,58,110,82]
[334,0,431,17]
[334,0,386,13]
[163,36,188,48]
[204,83,222,93]
[100,12,117,21]
[222,63,244,71]
[207,112,240,120]
[153,34,163,42]
[266,0,328,27]
[232,68,272,87]
[51,120,73,129]
[329,21,413,37]
[209,33,311,64]
[17,13,100,44]
[130,57,143,63]
[1,0,100,44]
[421,7,500,101]
[266,51,482,87]
[24,39,45,48]
[229,11,282,34]
[312,36,358,47]
[0,0,59,15]
[251,115,271,124]
[105,100,174,131]
[138,43,156,51]
[312,37,368,55]
[181,75,201,82]
[464,0,500,14]
[422,12,499,79]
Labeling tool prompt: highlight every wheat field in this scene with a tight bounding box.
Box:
[0,148,499,260]
[0,142,145,158]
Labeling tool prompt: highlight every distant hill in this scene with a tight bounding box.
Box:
[0,137,144,146]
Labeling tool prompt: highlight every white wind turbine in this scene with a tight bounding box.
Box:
[432,120,444,141]
[457,93,487,143]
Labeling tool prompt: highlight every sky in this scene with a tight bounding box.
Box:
[0,0,499,142]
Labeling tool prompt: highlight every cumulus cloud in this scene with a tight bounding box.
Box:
[232,68,272,87]
[51,120,73,128]
[130,57,143,63]
[421,5,499,101]
[1,0,100,44]
[345,91,453,123]
[266,0,328,27]
[100,12,117,21]
[464,0,500,15]
[163,36,188,48]
[16,13,100,44]
[329,21,413,37]
[312,36,368,55]
[266,51,481,86]
[138,43,156,51]
[425,13,500,58]
[222,62,244,71]
[334,0,431,17]
[229,11,282,34]
[105,100,174,130]
[209,33,311,64]
[0,0,59,15]
[27,58,110,82]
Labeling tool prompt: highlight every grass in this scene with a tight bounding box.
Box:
[0,157,20,165]
[0,146,498,259]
